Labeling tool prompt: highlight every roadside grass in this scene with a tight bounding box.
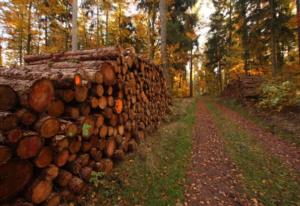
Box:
[204,99,300,206]
[218,98,300,147]
[85,98,196,206]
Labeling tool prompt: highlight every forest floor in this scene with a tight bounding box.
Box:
[80,97,300,206]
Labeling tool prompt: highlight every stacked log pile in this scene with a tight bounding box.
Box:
[221,74,263,99]
[0,47,170,205]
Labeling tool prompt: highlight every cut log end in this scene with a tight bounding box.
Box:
[0,85,18,111]
[101,63,116,86]
[17,136,43,159]
[29,79,55,113]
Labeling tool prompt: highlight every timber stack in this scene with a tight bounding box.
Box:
[221,74,263,100]
[0,47,171,205]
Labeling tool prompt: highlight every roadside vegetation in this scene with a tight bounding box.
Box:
[218,98,300,147]
[204,98,300,206]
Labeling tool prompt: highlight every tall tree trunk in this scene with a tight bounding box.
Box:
[72,0,78,51]
[44,17,49,47]
[19,30,23,65]
[190,47,193,97]
[0,45,2,66]
[96,2,100,47]
[240,0,249,73]
[297,0,300,64]
[105,10,109,45]
[228,0,233,45]
[269,0,278,75]
[26,2,33,55]
[148,5,156,60]
[159,0,170,90]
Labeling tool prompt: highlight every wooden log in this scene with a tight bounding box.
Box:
[81,141,92,153]
[75,85,88,102]
[103,107,113,119]
[81,116,95,139]
[0,112,18,131]
[99,125,108,138]
[109,114,118,127]
[0,160,33,202]
[76,154,90,167]
[6,128,23,143]
[53,137,69,152]
[128,139,138,152]
[47,100,65,117]
[80,167,92,182]
[80,103,91,116]
[98,96,107,109]
[69,139,81,154]
[43,165,59,181]
[35,116,60,138]
[35,147,53,168]
[59,189,74,202]
[96,84,104,96]
[16,109,37,127]
[29,79,55,113]
[55,149,69,167]
[43,193,60,206]
[65,107,80,119]
[105,138,116,158]
[58,89,74,103]
[107,96,114,107]
[0,85,18,111]
[101,63,116,86]
[56,170,72,187]
[91,96,99,108]
[0,146,12,165]
[103,159,113,175]
[95,114,104,128]
[90,148,102,161]
[17,136,43,159]
[114,99,123,114]
[26,178,53,204]
[98,139,107,151]
[68,176,85,194]
[94,71,103,84]
[89,136,98,146]
[11,199,34,206]
[60,121,78,138]
[113,149,125,161]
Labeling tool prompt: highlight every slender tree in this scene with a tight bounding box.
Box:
[72,0,78,51]
[297,0,300,63]
[159,0,169,87]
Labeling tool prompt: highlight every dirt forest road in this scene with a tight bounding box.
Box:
[184,99,300,206]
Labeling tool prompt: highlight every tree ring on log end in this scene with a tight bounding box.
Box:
[29,79,54,113]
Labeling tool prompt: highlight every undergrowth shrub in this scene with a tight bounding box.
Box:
[258,81,297,111]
